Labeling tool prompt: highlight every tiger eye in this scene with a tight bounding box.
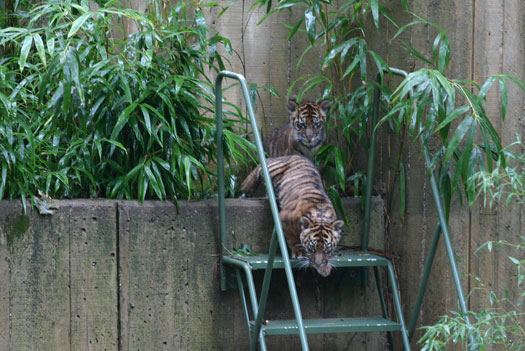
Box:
[307,242,316,252]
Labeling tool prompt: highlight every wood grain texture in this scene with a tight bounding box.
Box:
[470,0,525,334]
[371,1,477,349]
[371,1,524,350]
[206,0,292,139]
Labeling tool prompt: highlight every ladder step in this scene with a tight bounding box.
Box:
[224,251,389,270]
[251,317,402,335]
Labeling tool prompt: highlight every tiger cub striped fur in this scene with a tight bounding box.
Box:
[263,99,331,161]
[241,155,344,277]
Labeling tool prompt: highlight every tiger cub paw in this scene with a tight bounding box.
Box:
[291,244,307,260]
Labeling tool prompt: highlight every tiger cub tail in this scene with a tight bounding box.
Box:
[240,164,263,196]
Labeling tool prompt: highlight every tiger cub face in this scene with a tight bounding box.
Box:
[287,99,331,154]
[299,216,344,277]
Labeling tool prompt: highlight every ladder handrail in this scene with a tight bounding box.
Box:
[215,71,309,350]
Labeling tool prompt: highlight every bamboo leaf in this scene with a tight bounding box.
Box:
[369,0,379,29]
[480,127,493,172]
[434,106,470,134]
[111,101,139,141]
[0,163,6,199]
[68,12,92,38]
[342,56,360,79]
[47,37,55,57]
[400,40,433,66]
[138,171,148,201]
[368,50,391,79]
[335,147,345,192]
[183,156,192,197]
[65,48,83,104]
[358,40,367,80]
[399,161,406,220]
[287,17,304,41]
[152,157,171,172]
[139,104,152,135]
[144,163,163,200]
[443,115,474,164]
[498,77,507,121]
[304,8,316,44]
[19,35,33,72]
[477,76,496,103]
[33,34,46,68]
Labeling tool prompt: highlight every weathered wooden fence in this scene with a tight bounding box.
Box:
[1,197,389,350]
[204,0,525,349]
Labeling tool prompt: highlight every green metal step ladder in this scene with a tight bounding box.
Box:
[215,70,410,351]
[215,69,473,350]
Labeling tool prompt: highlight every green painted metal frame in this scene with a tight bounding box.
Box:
[215,71,309,350]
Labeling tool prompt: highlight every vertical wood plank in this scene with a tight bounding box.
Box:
[206,0,292,138]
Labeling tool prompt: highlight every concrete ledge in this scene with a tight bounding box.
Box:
[1,197,386,351]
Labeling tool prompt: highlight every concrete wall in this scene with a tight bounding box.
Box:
[1,197,389,351]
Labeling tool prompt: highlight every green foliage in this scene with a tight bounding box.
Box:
[251,0,525,224]
[0,0,254,205]
[419,237,525,351]
[252,0,398,218]
[469,136,525,208]
[251,0,524,223]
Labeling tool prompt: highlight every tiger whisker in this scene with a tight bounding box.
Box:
[298,260,311,270]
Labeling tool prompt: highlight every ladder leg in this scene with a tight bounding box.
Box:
[251,228,278,350]
[386,262,411,351]
[422,143,474,348]
[408,224,441,339]
[236,269,252,339]
[373,267,394,351]
[278,235,308,349]
[237,264,267,351]
[245,271,267,351]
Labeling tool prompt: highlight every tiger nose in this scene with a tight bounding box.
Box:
[313,252,325,265]
[305,129,314,140]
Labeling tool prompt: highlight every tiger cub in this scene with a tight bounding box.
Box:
[264,99,331,161]
[241,155,344,277]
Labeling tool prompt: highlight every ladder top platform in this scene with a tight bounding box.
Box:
[223,251,390,270]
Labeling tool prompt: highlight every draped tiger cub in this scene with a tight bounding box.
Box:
[264,99,331,161]
[241,155,344,277]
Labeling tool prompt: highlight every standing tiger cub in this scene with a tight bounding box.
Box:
[241,155,344,277]
[264,99,331,161]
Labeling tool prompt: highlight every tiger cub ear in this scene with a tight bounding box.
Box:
[300,216,313,230]
[333,220,344,232]
[318,100,331,117]
[287,99,298,119]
